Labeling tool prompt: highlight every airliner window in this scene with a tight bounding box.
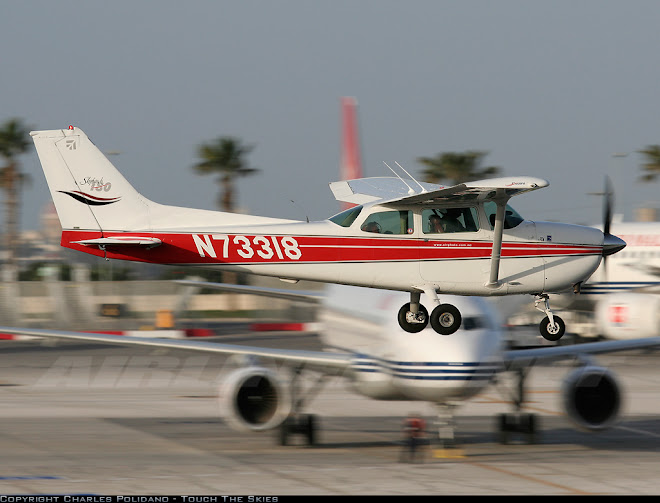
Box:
[329,205,363,227]
[484,202,524,230]
[423,207,478,234]
[360,210,413,235]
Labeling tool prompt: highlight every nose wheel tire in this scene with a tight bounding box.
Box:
[539,315,565,341]
[398,303,429,333]
[430,304,462,335]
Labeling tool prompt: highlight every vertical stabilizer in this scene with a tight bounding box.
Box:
[30,127,152,232]
[340,97,363,209]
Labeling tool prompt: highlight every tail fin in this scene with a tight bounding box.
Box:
[339,97,363,210]
[31,127,152,232]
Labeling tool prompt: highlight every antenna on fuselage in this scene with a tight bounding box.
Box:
[289,200,310,223]
[383,161,417,195]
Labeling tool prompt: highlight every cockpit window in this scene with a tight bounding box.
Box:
[423,207,479,234]
[360,210,413,235]
[329,205,363,227]
[484,202,525,229]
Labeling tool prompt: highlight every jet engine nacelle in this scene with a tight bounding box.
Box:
[218,367,292,432]
[561,365,621,431]
[595,293,660,340]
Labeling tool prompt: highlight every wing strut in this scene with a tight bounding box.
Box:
[487,191,509,288]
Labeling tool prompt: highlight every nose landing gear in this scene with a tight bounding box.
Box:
[534,294,565,341]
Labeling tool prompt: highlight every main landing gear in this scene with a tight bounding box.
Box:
[534,294,565,341]
[398,291,462,335]
[278,367,327,446]
[496,368,539,445]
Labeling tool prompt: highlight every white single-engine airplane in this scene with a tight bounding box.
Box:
[30,127,626,341]
[2,284,659,446]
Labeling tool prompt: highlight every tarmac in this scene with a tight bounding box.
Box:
[1,333,660,495]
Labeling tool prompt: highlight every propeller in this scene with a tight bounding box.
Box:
[603,175,613,237]
[600,176,626,279]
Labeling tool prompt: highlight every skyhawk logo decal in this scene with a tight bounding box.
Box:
[59,191,121,206]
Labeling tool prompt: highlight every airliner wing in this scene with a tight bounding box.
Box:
[176,280,324,303]
[504,336,660,370]
[0,326,351,374]
[329,176,548,206]
[625,263,660,280]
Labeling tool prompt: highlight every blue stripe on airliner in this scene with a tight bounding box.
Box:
[351,355,499,381]
[581,281,660,294]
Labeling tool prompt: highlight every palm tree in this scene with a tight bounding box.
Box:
[417,150,501,185]
[0,118,31,271]
[638,145,660,182]
[193,136,259,212]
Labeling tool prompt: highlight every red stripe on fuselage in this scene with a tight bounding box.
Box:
[61,231,602,265]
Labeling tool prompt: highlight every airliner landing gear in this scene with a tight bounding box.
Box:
[497,368,539,445]
[279,414,317,446]
[434,404,458,448]
[278,368,327,446]
[534,294,565,341]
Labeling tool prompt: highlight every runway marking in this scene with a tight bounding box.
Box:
[433,448,465,459]
[468,462,593,495]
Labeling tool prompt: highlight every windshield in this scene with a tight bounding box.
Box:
[329,205,363,227]
[483,202,525,229]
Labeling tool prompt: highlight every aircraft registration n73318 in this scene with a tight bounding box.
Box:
[30,126,626,340]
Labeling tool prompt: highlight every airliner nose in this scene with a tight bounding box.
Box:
[602,234,626,256]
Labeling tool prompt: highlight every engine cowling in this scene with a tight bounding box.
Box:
[595,292,660,340]
[219,367,291,431]
[561,365,622,431]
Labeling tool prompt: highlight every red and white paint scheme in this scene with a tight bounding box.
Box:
[30,127,625,340]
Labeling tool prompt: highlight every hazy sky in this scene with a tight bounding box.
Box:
[4,1,660,232]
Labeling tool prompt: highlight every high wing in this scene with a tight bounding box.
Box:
[0,326,351,375]
[505,336,660,370]
[329,176,549,206]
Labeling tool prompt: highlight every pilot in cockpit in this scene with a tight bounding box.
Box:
[361,221,381,233]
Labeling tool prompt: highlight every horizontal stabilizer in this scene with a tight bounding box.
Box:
[73,236,162,248]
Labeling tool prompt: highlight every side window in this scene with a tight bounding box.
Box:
[360,210,413,235]
[423,207,478,234]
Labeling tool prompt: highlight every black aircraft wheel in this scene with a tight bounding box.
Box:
[278,418,290,446]
[306,414,317,446]
[497,413,539,445]
[539,316,565,341]
[497,414,509,445]
[397,303,429,333]
[430,304,462,335]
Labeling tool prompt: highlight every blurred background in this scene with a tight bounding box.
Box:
[3,1,660,341]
